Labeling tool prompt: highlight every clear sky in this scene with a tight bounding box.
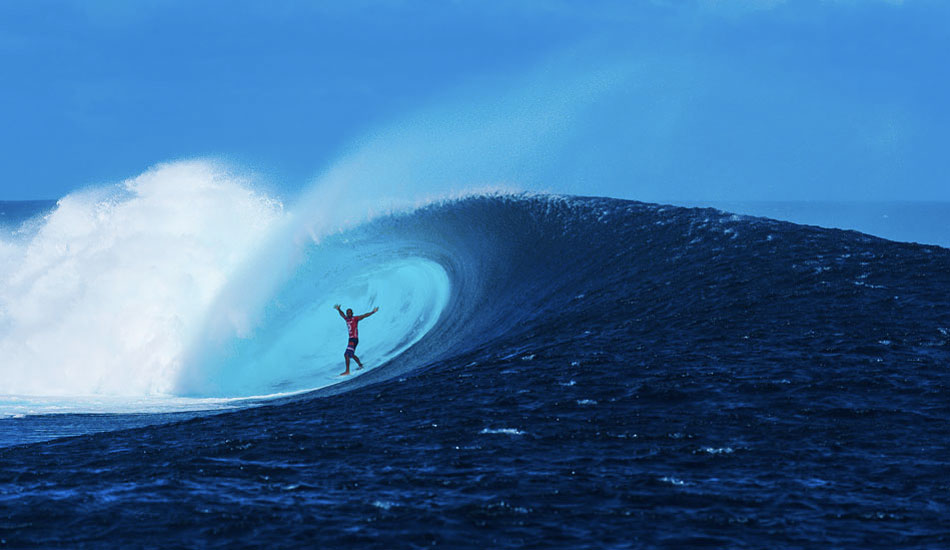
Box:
[1,0,948,202]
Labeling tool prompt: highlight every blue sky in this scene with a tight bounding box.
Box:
[1,0,948,202]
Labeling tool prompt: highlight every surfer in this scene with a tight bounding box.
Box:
[334,304,379,376]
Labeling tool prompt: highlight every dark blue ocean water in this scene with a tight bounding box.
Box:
[676,201,950,250]
[1,195,949,548]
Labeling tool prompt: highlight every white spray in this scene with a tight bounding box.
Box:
[0,161,284,396]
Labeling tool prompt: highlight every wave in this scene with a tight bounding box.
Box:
[4,162,948,417]
[0,158,583,410]
[0,159,507,409]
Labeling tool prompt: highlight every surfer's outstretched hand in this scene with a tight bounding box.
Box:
[333,304,341,310]
[372,306,379,313]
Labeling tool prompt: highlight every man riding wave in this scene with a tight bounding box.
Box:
[333,304,379,376]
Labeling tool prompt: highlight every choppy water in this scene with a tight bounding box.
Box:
[1,195,949,548]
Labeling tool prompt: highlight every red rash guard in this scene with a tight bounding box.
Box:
[346,316,359,339]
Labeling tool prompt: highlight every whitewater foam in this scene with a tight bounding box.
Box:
[480,428,526,436]
[0,161,285,398]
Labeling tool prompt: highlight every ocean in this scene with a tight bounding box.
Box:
[1,195,948,548]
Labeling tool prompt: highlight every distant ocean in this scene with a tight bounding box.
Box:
[0,200,53,231]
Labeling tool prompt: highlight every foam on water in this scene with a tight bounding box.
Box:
[0,161,284,401]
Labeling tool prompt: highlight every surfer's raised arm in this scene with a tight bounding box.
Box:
[333,304,346,319]
[357,307,379,321]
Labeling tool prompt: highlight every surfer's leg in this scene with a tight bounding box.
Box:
[341,355,351,376]
[342,339,357,375]
[347,338,362,369]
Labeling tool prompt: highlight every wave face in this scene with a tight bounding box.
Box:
[2,194,950,547]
